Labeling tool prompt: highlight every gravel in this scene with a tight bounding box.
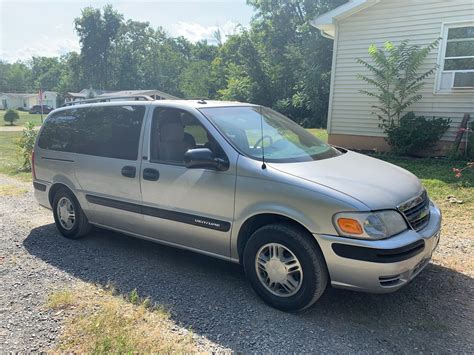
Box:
[1,175,473,353]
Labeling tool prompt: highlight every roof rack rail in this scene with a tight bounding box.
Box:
[63,95,155,107]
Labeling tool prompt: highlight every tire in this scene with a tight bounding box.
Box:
[52,187,91,239]
[243,223,328,312]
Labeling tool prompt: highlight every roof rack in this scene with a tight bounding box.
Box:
[63,95,155,107]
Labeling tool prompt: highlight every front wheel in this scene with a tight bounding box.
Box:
[52,187,91,239]
[243,223,328,312]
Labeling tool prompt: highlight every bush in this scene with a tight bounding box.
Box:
[16,121,38,171]
[4,109,19,125]
[385,112,450,156]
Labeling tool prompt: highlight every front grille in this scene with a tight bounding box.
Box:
[398,190,430,231]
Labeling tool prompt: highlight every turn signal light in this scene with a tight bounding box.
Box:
[337,218,363,235]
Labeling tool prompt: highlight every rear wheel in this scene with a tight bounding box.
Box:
[243,223,328,312]
[52,187,91,239]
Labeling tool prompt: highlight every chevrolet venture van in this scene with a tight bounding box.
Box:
[32,97,441,311]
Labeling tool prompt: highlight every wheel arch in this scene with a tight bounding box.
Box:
[48,182,75,206]
[236,213,321,264]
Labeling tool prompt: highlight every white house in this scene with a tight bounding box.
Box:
[311,0,474,153]
[0,91,58,110]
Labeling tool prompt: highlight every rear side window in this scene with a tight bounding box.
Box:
[38,105,145,160]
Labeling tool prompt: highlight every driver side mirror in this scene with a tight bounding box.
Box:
[184,148,229,171]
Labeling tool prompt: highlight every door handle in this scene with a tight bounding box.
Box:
[143,168,159,181]
[121,166,136,178]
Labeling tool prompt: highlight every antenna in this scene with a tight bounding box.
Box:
[259,105,266,170]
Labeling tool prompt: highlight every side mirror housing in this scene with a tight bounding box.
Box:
[184,148,229,171]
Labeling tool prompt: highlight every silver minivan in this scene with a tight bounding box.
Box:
[33,98,441,311]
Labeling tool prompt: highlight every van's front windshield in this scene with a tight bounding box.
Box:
[199,106,341,163]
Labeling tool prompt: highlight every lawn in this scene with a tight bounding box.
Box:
[0,110,44,127]
[0,131,31,181]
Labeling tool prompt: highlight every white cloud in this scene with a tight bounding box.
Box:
[0,37,80,62]
[170,20,242,44]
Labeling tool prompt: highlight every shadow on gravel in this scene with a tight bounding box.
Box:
[24,224,473,353]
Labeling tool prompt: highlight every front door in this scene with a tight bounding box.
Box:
[139,107,237,257]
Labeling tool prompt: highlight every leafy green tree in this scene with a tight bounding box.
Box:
[357,39,440,129]
[74,5,123,88]
[4,109,19,125]
[1,62,32,92]
[30,56,67,92]
[179,60,213,98]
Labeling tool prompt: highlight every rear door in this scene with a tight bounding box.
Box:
[72,104,148,234]
[139,106,237,257]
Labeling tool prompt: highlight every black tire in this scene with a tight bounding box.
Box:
[243,223,328,312]
[52,187,91,239]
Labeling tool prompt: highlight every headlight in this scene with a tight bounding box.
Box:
[333,210,408,240]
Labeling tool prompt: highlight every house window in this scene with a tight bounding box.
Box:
[437,22,474,92]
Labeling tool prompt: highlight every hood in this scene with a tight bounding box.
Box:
[268,151,423,210]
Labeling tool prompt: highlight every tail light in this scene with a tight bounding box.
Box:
[31,150,36,180]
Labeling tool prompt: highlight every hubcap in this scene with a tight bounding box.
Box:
[255,243,303,297]
[57,197,75,230]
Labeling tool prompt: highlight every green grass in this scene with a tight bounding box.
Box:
[307,128,328,142]
[0,131,31,181]
[1,110,44,127]
[374,155,473,207]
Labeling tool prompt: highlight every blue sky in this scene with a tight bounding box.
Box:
[0,0,254,62]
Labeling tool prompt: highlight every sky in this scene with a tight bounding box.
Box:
[0,0,254,62]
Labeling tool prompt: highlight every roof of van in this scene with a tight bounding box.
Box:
[60,99,258,110]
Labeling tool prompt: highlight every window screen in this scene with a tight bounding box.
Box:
[38,105,145,160]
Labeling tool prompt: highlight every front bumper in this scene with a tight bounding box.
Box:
[315,202,441,293]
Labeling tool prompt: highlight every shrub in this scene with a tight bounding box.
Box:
[4,109,19,125]
[385,112,450,156]
[16,121,38,171]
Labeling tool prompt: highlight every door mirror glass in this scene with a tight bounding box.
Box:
[184,148,229,171]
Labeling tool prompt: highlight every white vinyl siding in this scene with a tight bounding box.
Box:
[329,0,474,140]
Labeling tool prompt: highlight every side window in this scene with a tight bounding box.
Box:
[38,105,145,160]
[74,105,144,160]
[38,110,77,152]
[150,108,225,163]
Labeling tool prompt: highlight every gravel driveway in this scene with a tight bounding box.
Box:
[1,174,473,353]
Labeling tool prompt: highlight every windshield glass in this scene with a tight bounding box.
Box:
[199,106,341,163]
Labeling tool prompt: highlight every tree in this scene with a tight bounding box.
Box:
[215,0,345,126]
[30,56,67,92]
[357,39,440,129]
[0,62,32,92]
[4,109,19,125]
[74,5,123,88]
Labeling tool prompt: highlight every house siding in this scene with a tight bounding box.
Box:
[329,0,474,144]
